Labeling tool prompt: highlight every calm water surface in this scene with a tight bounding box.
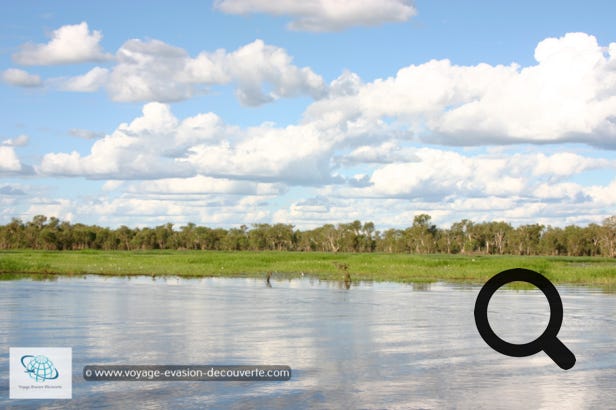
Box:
[1,276,615,409]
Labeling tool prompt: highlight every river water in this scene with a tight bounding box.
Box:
[1,276,615,409]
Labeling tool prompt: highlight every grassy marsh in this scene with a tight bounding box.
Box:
[1,250,616,288]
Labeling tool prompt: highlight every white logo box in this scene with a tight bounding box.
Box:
[10,347,72,399]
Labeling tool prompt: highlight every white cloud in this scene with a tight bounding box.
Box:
[350,148,527,199]
[126,175,284,196]
[2,68,42,87]
[184,122,334,183]
[39,102,338,184]
[18,32,616,228]
[587,179,616,206]
[19,144,616,229]
[219,39,326,105]
[24,198,74,222]
[340,141,418,164]
[532,182,589,202]
[37,96,616,207]
[0,146,23,172]
[214,0,417,32]
[39,103,193,179]
[19,193,274,228]
[273,181,614,230]
[530,152,610,177]
[58,67,109,92]
[329,70,362,97]
[16,171,614,229]
[12,22,112,65]
[102,180,124,191]
[307,32,616,147]
[107,39,194,102]
[6,35,325,104]
[321,148,616,205]
[8,30,616,147]
[2,134,29,147]
[107,39,325,105]
[433,33,616,144]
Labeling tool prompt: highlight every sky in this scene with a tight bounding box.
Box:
[1,0,616,230]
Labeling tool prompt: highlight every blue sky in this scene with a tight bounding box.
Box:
[1,0,616,229]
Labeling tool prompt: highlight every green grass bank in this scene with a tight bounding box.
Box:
[1,250,616,287]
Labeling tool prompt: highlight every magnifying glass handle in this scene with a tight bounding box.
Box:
[544,337,576,370]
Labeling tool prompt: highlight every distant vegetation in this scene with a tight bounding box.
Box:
[1,214,615,257]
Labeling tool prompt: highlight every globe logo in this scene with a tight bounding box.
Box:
[20,355,60,382]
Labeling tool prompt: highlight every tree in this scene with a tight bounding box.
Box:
[511,224,544,255]
[436,227,458,254]
[117,225,135,250]
[361,221,376,252]
[377,228,405,253]
[0,215,614,256]
[248,223,270,250]
[450,219,475,254]
[601,216,616,257]
[0,218,25,249]
[563,225,586,256]
[318,224,341,253]
[269,224,295,251]
[405,214,437,254]
[540,226,566,256]
[223,226,249,250]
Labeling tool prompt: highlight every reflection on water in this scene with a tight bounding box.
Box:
[1,276,616,409]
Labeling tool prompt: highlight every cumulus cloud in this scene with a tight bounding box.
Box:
[107,39,194,102]
[7,24,326,104]
[532,182,591,202]
[126,175,284,196]
[218,39,326,104]
[108,39,325,104]
[18,193,274,228]
[307,32,616,148]
[0,146,23,172]
[34,99,616,229]
[16,31,616,228]
[39,103,192,179]
[40,102,342,184]
[587,179,616,207]
[274,172,616,230]
[57,67,109,92]
[321,148,616,205]
[12,22,112,65]
[37,94,616,194]
[530,152,611,177]
[339,141,418,165]
[24,198,74,222]
[2,68,42,87]
[214,0,417,31]
[8,28,616,144]
[183,122,334,183]
[328,70,362,97]
[347,148,527,199]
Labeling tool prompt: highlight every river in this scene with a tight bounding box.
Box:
[1,276,615,409]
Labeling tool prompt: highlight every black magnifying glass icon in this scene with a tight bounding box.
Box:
[474,268,576,370]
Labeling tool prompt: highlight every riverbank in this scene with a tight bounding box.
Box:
[1,250,616,286]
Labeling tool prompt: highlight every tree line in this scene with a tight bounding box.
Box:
[1,214,615,257]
